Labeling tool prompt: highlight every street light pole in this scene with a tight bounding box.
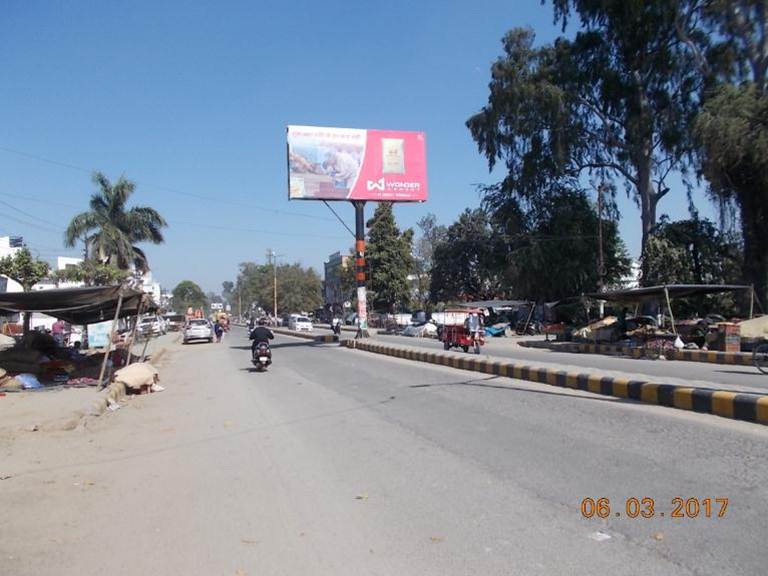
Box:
[353,201,369,338]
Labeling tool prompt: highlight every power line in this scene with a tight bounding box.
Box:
[0,144,336,222]
[168,220,348,240]
[0,191,80,209]
[0,198,64,228]
[0,211,63,234]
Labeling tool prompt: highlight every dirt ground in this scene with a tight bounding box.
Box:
[0,333,178,464]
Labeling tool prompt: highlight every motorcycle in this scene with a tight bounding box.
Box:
[251,341,272,371]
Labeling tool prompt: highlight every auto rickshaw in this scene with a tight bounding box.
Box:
[439,308,485,354]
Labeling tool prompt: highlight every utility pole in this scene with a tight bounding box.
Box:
[597,182,606,318]
[268,249,278,320]
[597,182,605,293]
[353,201,370,338]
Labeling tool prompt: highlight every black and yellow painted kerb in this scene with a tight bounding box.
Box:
[342,339,768,426]
[520,340,755,366]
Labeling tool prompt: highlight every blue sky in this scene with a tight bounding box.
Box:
[1,0,715,293]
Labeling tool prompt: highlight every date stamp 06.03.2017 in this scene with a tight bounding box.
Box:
[580,497,729,519]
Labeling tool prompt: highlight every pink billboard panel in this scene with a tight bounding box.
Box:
[287,125,428,202]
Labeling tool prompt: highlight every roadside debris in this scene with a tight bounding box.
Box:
[589,531,612,542]
[430,536,445,543]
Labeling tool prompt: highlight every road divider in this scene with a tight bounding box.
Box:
[342,339,768,426]
[520,340,754,366]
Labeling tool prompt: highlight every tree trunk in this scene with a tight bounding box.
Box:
[741,189,768,309]
[637,155,657,285]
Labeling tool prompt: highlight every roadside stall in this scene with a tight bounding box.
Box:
[582,284,757,357]
[0,286,156,390]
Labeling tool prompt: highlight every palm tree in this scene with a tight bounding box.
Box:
[65,172,167,272]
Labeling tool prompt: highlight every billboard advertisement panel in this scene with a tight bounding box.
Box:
[287,125,427,202]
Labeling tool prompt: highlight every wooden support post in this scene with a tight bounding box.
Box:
[97,291,124,388]
[126,298,144,366]
[664,286,677,335]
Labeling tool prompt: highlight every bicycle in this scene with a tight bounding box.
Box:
[754,341,768,375]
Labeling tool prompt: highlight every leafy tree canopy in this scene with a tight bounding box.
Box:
[430,208,509,304]
[0,247,50,292]
[234,261,322,315]
[366,203,414,312]
[468,1,702,275]
[509,190,631,302]
[64,171,167,272]
[55,260,129,287]
[171,280,208,315]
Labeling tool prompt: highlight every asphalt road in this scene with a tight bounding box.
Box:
[2,327,767,575]
[362,331,768,391]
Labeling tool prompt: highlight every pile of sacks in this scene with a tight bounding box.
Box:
[0,367,24,391]
[113,362,164,394]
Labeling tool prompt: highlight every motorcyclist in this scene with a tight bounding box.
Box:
[250,318,274,353]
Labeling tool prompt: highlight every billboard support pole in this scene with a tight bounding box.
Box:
[353,200,369,338]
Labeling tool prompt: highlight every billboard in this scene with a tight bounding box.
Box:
[287,125,427,202]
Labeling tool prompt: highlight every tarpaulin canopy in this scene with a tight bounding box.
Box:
[457,300,531,309]
[0,286,156,324]
[585,284,752,303]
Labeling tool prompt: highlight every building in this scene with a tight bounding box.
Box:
[323,251,350,313]
[0,236,24,293]
[140,271,162,304]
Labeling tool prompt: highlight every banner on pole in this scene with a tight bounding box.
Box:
[287,125,427,202]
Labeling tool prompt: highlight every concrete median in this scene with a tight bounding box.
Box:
[520,339,755,365]
[343,338,768,426]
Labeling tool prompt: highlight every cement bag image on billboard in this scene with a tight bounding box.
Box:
[287,125,427,202]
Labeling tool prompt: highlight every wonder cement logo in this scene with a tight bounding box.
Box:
[366,178,385,191]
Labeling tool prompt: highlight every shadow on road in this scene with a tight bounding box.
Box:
[715,369,762,377]
[229,340,332,351]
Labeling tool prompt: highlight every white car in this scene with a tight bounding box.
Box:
[183,319,213,344]
[290,316,313,332]
[139,315,166,336]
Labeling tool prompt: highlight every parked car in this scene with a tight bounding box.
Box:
[289,315,313,332]
[163,314,185,332]
[139,315,166,336]
[183,318,213,344]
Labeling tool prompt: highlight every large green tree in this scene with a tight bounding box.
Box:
[468,1,702,278]
[64,171,167,272]
[430,209,508,303]
[412,214,448,310]
[172,280,208,315]
[55,260,129,286]
[681,0,768,303]
[509,190,631,301]
[234,260,322,316]
[0,247,51,335]
[643,216,742,286]
[365,203,414,312]
[0,247,50,292]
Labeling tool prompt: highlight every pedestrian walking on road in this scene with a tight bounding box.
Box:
[214,321,223,343]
